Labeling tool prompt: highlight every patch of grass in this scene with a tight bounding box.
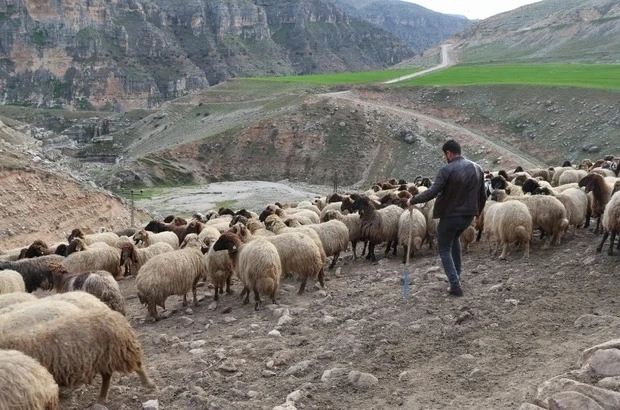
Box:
[115,187,163,200]
[399,64,620,90]
[31,30,47,47]
[249,68,421,85]
[214,199,238,210]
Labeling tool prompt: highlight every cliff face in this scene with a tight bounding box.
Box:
[0,0,412,109]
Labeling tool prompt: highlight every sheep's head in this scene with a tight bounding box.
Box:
[213,231,241,256]
[144,220,165,233]
[327,193,343,204]
[371,184,381,192]
[388,178,398,185]
[24,240,50,259]
[340,196,356,213]
[521,179,540,195]
[172,216,187,226]
[205,210,219,221]
[133,230,148,245]
[66,228,84,243]
[163,215,175,223]
[55,244,68,257]
[229,215,248,228]
[263,214,283,232]
[578,174,600,193]
[397,190,412,199]
[235,209,252,219]
[259,204,279,222]
[65,238,87,256]
[284,218,302,228]
[532,187,552,196]
[228,223,252,243]
[490,189,507,202]
[218,208,235,217]
[513,166,524,173]
[498,170,510,181]
[323,210,337,222]
[193,213,205,222]
[185,221,203,235]
[562,160,573,167]
[48,262,69,290]
[490,175,508,191]
[180,234,201,250]
[420,177,432,188]
[119,242,137,266]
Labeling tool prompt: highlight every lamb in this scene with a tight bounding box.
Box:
[397,209,427,263]
[284,219,349,269]
[0,293,37,309]
[136,246,208,320]
[350,196,404,262]
[533,187,588,235]
[0,349,60,410]
[119,242,175,277]
[323,209,364,259]
[244,219,275,237]
[579,173,614,233]
[487,200,532,260]
[62,243,122,279]
[0,270,26,294]
[0,255,65,292]
[213,231,282,310]
[596,185,620,255]
[0,309,155,404]
[460,225,476,252]
[66,228,119,247]
[133,229,180,249]
[492,189,568,248]
[51,263,126,314]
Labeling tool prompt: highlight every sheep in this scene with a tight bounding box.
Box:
[460,225,476,252]
[320,201,345,222]
[133,229,179,249]
[119,242,175,277]
[0,299,83,335]
[47,291,110,311]
[349,196,403,262]
[521,178,553,195]
[66,228,119,247]
[579,173,614,234]
[0,292,37,309]
[0,349,60,410]
[19,240,51,259]
[204,232,235,302]
[492,189,568,248]
[114,227,137,238]
[231,224,324,294]
[323,209,364,259]
[596,186,620,255]
[233,217,276,237]
[0,270,26,294]
[533,187,588,235]
[235,209,259,220]
[62,243,122,279]
[259,204,320,224]
[488,200,532,260]
[551,166,574,186]
[0,255,64,292]
[491,175,523,196]
[420,199,439,249]
[163,215,188,225]
[51,263,125,314]
[0,308,155,404]
[559,169,588,186]
[136,246,208,320]
[397,209,427,263]
[524,168,551,182]
[213,231,282,310]
[144,220,189,243]
[284,219,349,269]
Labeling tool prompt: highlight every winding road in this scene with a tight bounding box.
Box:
[383,44,453,84]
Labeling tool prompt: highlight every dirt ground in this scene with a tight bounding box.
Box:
[51,225,620,410]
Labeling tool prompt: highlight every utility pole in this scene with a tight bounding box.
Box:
[130,189,135,227]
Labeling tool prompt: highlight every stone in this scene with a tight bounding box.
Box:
[460,354,475,361]
[218,360,237,373]
[248,390,259,398]
[321,367,347,383]
[548,391,604,410]
[570,382,620,408]
[398,371,410,381]
[519,404,546,410]
[208,302,218,311]
[582,340,620,364]
[189,348,205,355]
[273,350,296,366]
[262,370,277,377]
[185,308,194,315]
[598,377,620,391]
[154,334,169,345]
[284,360,312,377]
[142,400,159,410]
[273,403,297,410]
[322,315,335,324]
[587,349,620,378]
[224,316,237,323]
[268,329,282,338]
[273,308,289,318]
[348,370,378,389]
[278,315,293,326]
[536,377,578,402]
[179,316,194,327]
[190,340,207,349]
[286,390,305,403]
[221,306,233,314]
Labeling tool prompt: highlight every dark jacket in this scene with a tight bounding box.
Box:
[409,156,486,219]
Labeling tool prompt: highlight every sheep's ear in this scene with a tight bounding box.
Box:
[505,187,512,194]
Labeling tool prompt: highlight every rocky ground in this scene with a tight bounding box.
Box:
[48,225,620,410]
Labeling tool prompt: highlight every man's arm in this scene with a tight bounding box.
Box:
[409,167,448,205]
[477,170,487,216]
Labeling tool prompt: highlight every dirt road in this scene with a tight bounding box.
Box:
[384,44,453,84]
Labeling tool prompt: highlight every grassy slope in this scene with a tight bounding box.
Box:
[399,64,620,90]
[250,68,420,84]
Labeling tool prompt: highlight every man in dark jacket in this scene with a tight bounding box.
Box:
[408,139,487,296]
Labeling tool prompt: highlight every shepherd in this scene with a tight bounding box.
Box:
[408,139,487,297]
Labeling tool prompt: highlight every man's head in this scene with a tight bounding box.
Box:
[442,139,461,163]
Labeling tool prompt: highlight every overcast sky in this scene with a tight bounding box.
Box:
[405,0,542,20]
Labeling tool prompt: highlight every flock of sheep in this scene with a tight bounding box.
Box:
[0,155,619,409]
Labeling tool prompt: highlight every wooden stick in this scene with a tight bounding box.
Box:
[406,208,413,265]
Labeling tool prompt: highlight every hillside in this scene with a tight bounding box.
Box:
[453,0,620,64]
[332,0,471,53]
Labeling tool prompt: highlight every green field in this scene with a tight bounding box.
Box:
[399,64,620,90]
[250,68,420,85]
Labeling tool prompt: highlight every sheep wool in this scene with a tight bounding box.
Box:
[597,190,620,255]
[0,292,37,309]
[323,210,363,259]
[0,309,155,404]
[397,209,427,263]
[0,300,83,336]
[0,255,65,293]
[119,242,175,277]
[62,244,122,279]
[0,349,59,410]
[301,220,350,270]
[491,201,532,260]
[0,270,26,294]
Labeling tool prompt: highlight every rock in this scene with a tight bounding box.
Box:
[587,349,620,377]
[278,315,293,326]
[224,316,237,323]
[248,390,259,398]
[505,299,519,306]
[519,404,546,410]
[583,256,597,266]
[218,360,237,373]
[284,360,312,377]
[184,308,194,315]
[273,403,297,410]
[570,381,620,408]
[460,354,475,361]
[548,391,604,410]
[190,340,207,349]
[589,146,601,154]
[90,405,109,410]
[488,284,503,292]
[208,302,218,311]
[221,306,233,314]
[348,370,378,389]
[273,308,289,318]
[286,390,305,403]
[273,350,296,366]
[322,315,335,324]
[598,377,620,391]
[321,367,347,383]
[266,360,275,369]
[142,399,159,410]
[179,316,194,327]
[398,371,410,381]
[536,377,578,402]
[339,121,346,127]
[268,329,282,338]
[582,340,620,364]
[189,348,205,355]
[154,334,169,345]
[262,370,277,377]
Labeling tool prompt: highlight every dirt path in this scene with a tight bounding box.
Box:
[384,44,453,84]
[325,91,544,169]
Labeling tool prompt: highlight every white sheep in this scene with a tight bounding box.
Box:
[67,228,120,247]
[397,209,427,263]
[597,187,620,255]
[488,200,532,260]
[133,229,179,249]
[263,214,327,264]
[62,242,122,279]
[0,270,26,294]
[119,242,175,277]
[558,169,587,186]
[0,349,60,410]
[213,231,282,310]
[136,246,208,320]
[323,210,364,259]
[0,292,37,309]
[285,219,349,269]
[320,201,345,222]
[536,187,588,235]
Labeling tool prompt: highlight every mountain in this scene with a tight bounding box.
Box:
[454,0,620,64]
[0,0,412,110]
[330,0,471,53]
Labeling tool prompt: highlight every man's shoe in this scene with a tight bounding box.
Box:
[448,287,463,297]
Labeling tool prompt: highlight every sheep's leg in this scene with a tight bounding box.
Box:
[595,217,602,235]
[318,267,325,288]
[585,210,591,228]
[97,372,112,404]
[219,285,224,294]
[182,293,188,307]
[147,303,159,321]
[351,241,358,259]
[392,240,397,256]
[329,252,340,270]
[384,241,391,256]
[361,241,367,256]
[609,230,617,256]
[214,286,219,301]
[523,241,530,259]
[369,243,377,262]
[226,276,233,294]
[596,230,608,253]
[298,278,307,295]
[476,229,483,242]
[254,288,262,311]
[191,280,199,307]
[136,365,156,389]
[499,243,508,261]
[242,287,250,305]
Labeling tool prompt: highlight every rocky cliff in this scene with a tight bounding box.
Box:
[0,0,412,110]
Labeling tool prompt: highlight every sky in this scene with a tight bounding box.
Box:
[404,0,542,20]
